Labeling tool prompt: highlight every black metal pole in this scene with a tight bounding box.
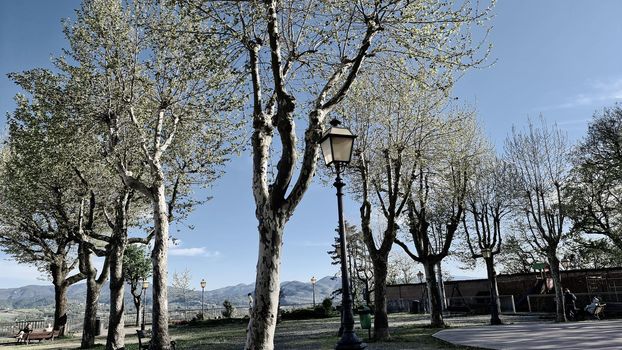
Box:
[141,287,147,330]
[313,283,316,308]
[201,287,205,318]
[334,163,366,350]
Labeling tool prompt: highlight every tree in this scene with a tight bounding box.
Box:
[461,157,512,325]
[340,67,449,337]
[504,117,572,322]
[222,300,236,318]
[172,269,193,309]
[0,69,89,337]
[123,244,152,327]
[326,221,372,305]
[395,111,484,327]
[184,0,493,347]
[567,105,622,250]
[60,2,242,348]
[388,251,416,285]
[496,234,545,274]
[3,68,151,348]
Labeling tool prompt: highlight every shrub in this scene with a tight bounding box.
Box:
[222,300,235,318]
[280,303,336,321]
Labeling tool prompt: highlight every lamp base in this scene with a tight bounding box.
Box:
[335,330,367,350]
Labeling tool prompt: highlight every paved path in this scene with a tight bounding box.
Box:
[434,319,622,350]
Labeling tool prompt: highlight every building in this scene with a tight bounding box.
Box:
[386,267,622,314]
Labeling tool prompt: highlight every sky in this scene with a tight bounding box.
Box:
[1,1,622,290]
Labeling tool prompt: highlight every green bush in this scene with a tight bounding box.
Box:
[222,300,235,318]
[322,298,333,316]
[281,302,336,320]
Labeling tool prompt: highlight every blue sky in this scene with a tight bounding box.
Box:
[1,1,622,290]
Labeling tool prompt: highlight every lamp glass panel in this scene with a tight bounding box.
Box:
[331,136,353,162]
[320,137,333,165]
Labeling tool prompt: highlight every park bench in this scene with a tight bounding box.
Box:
[137,330,177,350]
[22,329,61,344]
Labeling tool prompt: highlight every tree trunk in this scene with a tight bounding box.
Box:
[51,264,68,337]
[106,243,126,350]
[81,276,102,348]
[53,282,69,336]
[133,295,142,327]
[484,257,502,325]
[150,183,171,350]
[372,261,390,340]
[436,262,447,310]
[424,261,444,327]
[245,218,283,350]
[548,253,566,322]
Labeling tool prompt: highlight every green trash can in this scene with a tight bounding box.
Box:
[358,306,372,339]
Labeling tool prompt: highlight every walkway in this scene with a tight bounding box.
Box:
[434,319,622,350]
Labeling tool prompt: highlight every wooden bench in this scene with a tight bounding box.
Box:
[137,330,176,350]
[23,329,60,344]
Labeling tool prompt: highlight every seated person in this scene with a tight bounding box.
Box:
[585,297,602,316]
[15,323,33,342]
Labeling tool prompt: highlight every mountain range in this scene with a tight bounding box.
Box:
[0,276,341,310]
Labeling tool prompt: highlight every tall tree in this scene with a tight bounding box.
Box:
[61,1,242,347]
[340,67,447,338]
[185,1,492,346]
[395,111,484,327]
[462,157,511,325]
[0,69,88,336]
[504,117,572,322]
[123,244,153,327]
[172,269,193,309]
[568,105,622,250]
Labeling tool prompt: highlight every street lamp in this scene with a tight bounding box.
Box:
[200,279,207,319]
[141,279,149,330]
[561,257,571,270]
[319,118,366,350]
[310,276,317,307]
[417,271,424,283]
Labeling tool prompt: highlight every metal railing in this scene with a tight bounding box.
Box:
[526,292,622,313]
[446,295,517,314]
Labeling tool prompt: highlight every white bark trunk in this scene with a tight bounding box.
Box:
[150,182,171,349]
[245,218,283,350]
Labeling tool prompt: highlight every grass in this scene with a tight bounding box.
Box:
[0,313,483,349]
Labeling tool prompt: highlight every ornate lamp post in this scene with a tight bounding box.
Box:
[142,279,149,330]
[319,118,366,350]
[200,279,207,318]
[311,276,317,307]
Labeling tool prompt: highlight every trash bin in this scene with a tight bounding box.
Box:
[95,318,103,336]
[358,306,373,339]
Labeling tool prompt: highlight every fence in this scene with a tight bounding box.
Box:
[526,291,622,313]
[0,302,323,337]
[387,295,516,315]
[446,295,516,314]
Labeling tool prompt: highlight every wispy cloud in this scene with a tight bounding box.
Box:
[539,77,622,111]
[169,246,221,258]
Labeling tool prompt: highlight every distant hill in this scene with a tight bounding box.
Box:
[0,276,341,309]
